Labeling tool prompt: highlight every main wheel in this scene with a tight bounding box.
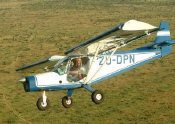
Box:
[62,96,73,108]
[91,90,104,104]
[36,97,50,111]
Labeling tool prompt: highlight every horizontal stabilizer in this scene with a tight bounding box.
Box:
[154,40,175,46]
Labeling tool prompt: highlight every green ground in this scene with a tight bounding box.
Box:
[0,0,175,123]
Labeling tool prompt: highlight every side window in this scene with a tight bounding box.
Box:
[67,57,89,82]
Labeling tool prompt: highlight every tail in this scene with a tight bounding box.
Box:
[137,21,174,55]
[155,22,171,44]
[154,22,175,45]
[154,22,175,56]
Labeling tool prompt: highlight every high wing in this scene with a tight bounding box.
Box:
[16,55,66,71]
[65,20,159,56]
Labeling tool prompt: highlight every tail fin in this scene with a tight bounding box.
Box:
[155,22,171,44]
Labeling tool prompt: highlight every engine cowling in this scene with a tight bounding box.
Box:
[23,76,40,92]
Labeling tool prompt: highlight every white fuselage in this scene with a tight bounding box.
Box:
[32,50,161,89]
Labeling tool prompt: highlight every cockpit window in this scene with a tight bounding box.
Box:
[67,57,89,82]
[54,59,68,75]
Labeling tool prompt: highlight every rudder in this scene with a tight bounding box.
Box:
[155,22,171,44]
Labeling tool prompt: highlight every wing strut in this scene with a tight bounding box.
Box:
[85,44,120,84]
[84,44,100,83]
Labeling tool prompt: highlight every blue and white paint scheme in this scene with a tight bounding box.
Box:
[16,20,175,110]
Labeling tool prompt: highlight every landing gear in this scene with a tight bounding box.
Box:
[36,91,50,111]
[91,90,104,104]
[35,86,104,110]
[62,96,73,108]
[61,89,74,108]
[83,85,104,104]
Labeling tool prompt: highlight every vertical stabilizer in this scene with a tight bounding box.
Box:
[155,22,171,44]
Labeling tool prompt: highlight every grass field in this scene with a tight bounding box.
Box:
[0,0,175,123]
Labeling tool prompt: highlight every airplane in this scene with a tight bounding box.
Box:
[16,20,175,111]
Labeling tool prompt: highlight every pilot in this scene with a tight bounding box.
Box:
[76,58,82,68]
[68,58,82,82]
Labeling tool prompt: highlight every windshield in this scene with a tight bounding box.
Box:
[53,59,68,75]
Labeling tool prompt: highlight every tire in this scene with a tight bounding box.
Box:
[91,90,104,104]
[62,96,73,108]
[36,97,50,111]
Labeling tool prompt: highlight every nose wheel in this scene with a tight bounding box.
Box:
[37,97,50,111]
[36,91,50,111]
